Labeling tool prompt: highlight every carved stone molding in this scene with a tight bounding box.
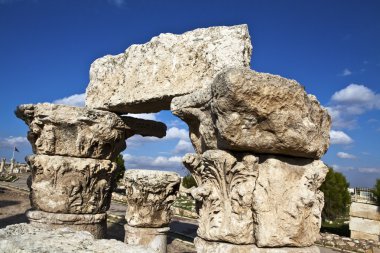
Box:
[183,150,258,244]
[124,169,180,227]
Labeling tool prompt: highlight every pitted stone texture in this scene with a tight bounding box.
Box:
[124,224,169,253]
[26,210,107,239]
[27,155,117,214]
[124,169,180,227]
[86,25,252,113]
[172,68,331,159]
[194,237,321,253]
[15,103,126,160]
[253,156,328,247]
[0,223,153,253]
[183,150,258,244]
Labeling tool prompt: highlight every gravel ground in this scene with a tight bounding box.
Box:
[0,186,196,253]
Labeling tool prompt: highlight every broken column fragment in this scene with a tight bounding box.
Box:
[16,103,166,160]
[171,66,331,251]
[15,103,167,238]
[123,169,180,253]
[172,67,331,159]
[85,25,252,113]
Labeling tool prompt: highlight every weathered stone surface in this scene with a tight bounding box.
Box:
[124,224,169,253]
[85,25,252,113]
[172,68,331,159]
[27,155,117,214]
[0,223,153,253]
[194,237,321,253]
[122,116,167,139]
[183,150,258,244]
[253,156,328,247]
[351,230,380,241]
[26,210,107,239]
[350,217,380,236]
[16,103,167,160]
[16,103,126,160]
[124,169,181,227]
[350,202,380,221]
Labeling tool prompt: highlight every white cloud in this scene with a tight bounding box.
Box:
[358,168,380,174]
[173,139,194,154]
[165,127,189,140]
[337,152,356,159]
[331,164,354,172]
[126,113,157,121]
[122,153,183,170]
[330,130,353,145]
[340,68,352,76]
[52,93,85,107]
[1,136,29,147]
[327,84,380,129]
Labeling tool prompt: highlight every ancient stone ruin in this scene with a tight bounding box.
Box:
[12,24,331,253]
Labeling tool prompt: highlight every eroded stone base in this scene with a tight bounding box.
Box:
[26,210,107,239]
[124,224,169,253]
[194,237,321,253]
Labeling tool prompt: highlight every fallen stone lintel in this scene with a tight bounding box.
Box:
[122,116,167,138]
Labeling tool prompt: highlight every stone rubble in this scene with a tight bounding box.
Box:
[0,223,153,253]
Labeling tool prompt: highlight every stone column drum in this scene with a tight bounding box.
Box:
[15,103,167,238]
[123,169,180,253]
[0,158,5,173]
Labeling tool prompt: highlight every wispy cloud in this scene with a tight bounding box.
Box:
[52,93,85,107]
[339,68,352,76]
[327,84,380,129]
[337,152,356,159]
[107,0,125,7]
[0,136,29,148]
[173,139,193,154]
[123,153,184,172]
[330,130,353,145]
[358,167,380,174]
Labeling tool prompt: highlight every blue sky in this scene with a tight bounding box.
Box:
[0,0,379,187]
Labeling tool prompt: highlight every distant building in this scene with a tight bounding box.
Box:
[349,187,379,241]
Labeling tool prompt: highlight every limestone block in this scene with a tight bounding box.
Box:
[26,210,107,239]
[194,237,321,253]
[15,103,167,160]
[183,150,258,244]
[27,155,117,214]
[85,25,252,113]
[0,223,153,253]
[124,169,181,227]
[124,224,169,253]
[350,202,380,221]
[172,68,331,159]
[350,230,379,241]
[350,217,380,235]
[253,156,329,247]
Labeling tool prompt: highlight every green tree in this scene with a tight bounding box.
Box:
[372,179,380,205]
[114,154,126,183]
[320,166,351,220]
[182,173,197,188]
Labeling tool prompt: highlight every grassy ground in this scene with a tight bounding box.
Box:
[173,195,195,212]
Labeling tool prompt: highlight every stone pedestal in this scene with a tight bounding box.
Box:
[194,237,321,253]
[0,158,5,173]
[123,170,180,253]
[10,158,15,174]
[26,210,107,239]
[124,225,169,253]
